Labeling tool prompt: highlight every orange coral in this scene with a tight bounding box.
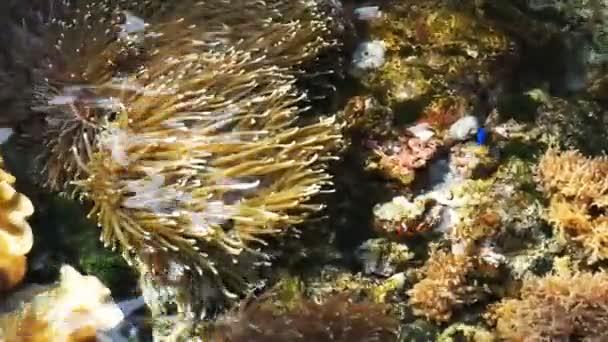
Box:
[490,266,608,341]
[417,96,469,131]
[407,249,483,322]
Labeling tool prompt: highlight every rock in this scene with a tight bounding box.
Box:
[448,116,479,142]
[350,40,386,77]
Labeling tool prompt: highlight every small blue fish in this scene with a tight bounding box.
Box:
[476,127,488,145]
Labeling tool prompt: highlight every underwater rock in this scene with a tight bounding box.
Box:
[448,116,479,142]
[536,94,608,155]
[355,238,414,276]
[449,142,499,179]
[417,96,471,133]
[374,196,441,238]
[0,265,123,341]
[361,1,516,110]
[350,40,387,78]
[342,95,393,138]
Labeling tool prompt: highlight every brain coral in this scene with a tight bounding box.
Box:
[0,156,34,292]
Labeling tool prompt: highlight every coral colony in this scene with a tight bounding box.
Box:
[3,0,608,341]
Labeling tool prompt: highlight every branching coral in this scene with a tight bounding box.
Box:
[28,0,345,315]
[407,248,486,322]
[210,294,400,342]
[490,263,608,341]
[0,156,34,292]
[538,148,608,208]
[547,197,608,262]
[538,147,608,262]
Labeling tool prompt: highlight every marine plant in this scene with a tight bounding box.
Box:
[209,293,400,342]
[26,0,345,315]
[490,259,608,341]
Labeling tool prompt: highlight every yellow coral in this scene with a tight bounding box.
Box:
[490,265,608,341]
[538,148,608,208]
[0,156,34,292]
[539,148,608,262]
[0,265,123,342]
[547,197,608,262]
[407,249,482,322]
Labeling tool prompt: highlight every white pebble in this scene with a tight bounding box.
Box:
[350,40,386,78]
[354,6,381,21]
[448,115,479,141]
[407,123,435,142]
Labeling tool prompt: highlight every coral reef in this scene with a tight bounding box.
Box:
[490,259,608,341]
[357,0,515,110]
[209,294,400,342]
[0,265,123,341]
[0,156,34,293]
[5,0,608,340]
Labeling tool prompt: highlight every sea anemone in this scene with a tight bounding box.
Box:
[27,0,345,314]
[31,0,345,192]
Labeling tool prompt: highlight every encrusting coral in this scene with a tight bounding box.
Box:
[0,265,123,342]
[0,155,34,293]
[490,258,608,341]
[209,294,400,342]
[538,147,608,262]
[366,132,440,186]
[26,0,345,316]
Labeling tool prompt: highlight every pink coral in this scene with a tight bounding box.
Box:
[368,133,439,185]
